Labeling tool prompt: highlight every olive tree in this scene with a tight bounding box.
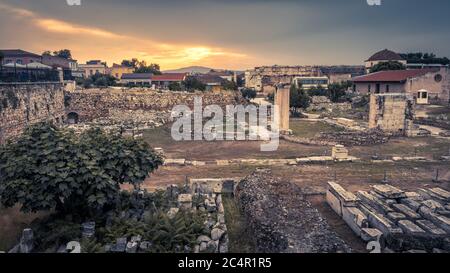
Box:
[0,123,163,216]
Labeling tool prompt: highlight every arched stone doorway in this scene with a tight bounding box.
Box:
[67,112,79,124]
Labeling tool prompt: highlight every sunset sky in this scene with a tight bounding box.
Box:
[1,0,449,70]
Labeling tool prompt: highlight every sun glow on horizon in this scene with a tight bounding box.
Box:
[0,3,252,70]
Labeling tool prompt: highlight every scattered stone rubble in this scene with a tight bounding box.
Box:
[317,128,390,146]
[327,182,450,253]
[170,180,231,253]
[236,169,351,253]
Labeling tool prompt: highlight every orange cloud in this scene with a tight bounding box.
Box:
[0,3,252,69]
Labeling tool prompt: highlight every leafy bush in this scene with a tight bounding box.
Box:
[0,123,163,217]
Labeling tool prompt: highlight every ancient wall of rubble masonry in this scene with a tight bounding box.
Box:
[0,82,65,144]
[236,169,351,253]
[65,89,245,123]
[327,182,450,253]
[369,93,415,136]
[317,128,390,146]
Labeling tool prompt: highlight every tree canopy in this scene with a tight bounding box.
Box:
[400,52,450,65]
[240,88,257,101]
[290,84,310,116]
[183,76,206,92]
[121,58,162,75]
[0,123,163,216]
[370,61,406,73]
[43,49,73,60]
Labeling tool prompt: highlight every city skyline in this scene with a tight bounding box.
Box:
[1,0,450,70]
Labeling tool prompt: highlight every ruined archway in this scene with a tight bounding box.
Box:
[67,112,79,124]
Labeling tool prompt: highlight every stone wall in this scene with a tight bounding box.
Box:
[0,82,65,143]
[369,93,415,136]
[65,89,244,123]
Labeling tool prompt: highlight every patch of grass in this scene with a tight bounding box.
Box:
[290,120,344,138]
[222,195,256,253]
[142,125,174,147]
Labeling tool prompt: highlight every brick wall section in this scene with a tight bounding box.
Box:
[65,89,245,122]
[0,82,65,143]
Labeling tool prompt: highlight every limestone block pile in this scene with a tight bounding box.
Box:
[174,182,230,253]
[327,182,450,252]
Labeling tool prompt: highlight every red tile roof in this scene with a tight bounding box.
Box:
[365,49,404,62]
[353,69,438,83]
[151,73,186,81]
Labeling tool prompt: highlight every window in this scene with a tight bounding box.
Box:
[16,60,23,64]
[422,92,427,99]
[434,74,443,83]
[375,83,380,93]
[386,85,390,93]
[368,84,371,93]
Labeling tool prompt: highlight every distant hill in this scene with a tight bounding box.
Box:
[163,66,214,74]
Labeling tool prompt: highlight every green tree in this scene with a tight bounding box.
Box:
[222,80,238,91]
[370,61,406,73]
[121,59,162,75]
[183,76,206,92]
[43,49,73,59]
[241,88,257,101]
[0,123,163,216]
[328,83,348,102]
[168,82,182,91]
[289,84,310,116]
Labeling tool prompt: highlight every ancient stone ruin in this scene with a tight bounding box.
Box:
[369,93,415,136]
[236,169,351,253]
[327,182,450,253]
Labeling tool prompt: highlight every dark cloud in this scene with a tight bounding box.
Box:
[1,0,449,68]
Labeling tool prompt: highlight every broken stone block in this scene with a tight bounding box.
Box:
[372,184,406,199]
[164,158,186,166]
[421,200,445,212]
[126,241,138,253]
[111,237,127,252]
[81,222,95,238]
[362,205,403,235]
[326,182,358,217]
[369,191,397,205]
[139,241,151,251]
[419,206,450,233]
[405,192,424,201]
[326,187,344,216]
[197,235,211,244]
[177,194,193,210]
[361,228,383,242]
[400,198,421,212]
[387,212,407,224]
[392,204,421,220]
[19,229,34,253]
[216,160,230,166]
[428,188,450,202]
[332,145,349,160]
[418,189,446,204]
[167,207,179,219]
[342,206,369,236]
[211,228,226,241]
[398,220,426,236]
[357,191,393,214]
[415,220,446,236]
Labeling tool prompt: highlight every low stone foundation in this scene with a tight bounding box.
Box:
[326,182,450,253]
